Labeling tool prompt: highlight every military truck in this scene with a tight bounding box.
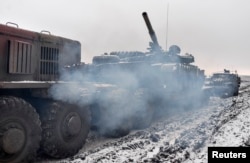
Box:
[0,22,98,162]
[85,12,206,134]
[204,69,241,97]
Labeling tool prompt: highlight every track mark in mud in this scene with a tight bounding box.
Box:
[147,85,250,163]
[184,80,250,162]
[211,92,250,136]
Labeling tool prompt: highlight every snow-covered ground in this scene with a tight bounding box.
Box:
[37,76,250,163]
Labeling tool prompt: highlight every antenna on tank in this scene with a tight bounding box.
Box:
[166,3,169,51]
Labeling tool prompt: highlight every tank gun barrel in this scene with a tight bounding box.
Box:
[142,12,160,48]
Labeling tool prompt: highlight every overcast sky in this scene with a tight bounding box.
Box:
[1,0,249,75]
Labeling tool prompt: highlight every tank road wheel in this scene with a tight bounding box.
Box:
[40,102,90,158]
[93,89,132,138]
[0,96,41,163]
[91,102,131,138]
[132,104,154,129]
[132,91,154,129]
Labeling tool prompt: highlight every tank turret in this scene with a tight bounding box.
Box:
[82,11,206,138]
[88,11,205,91]
[142,12,194,64]
[93,12,195,65]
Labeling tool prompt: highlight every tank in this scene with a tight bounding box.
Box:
[204,69,241,97]
[90,12,205,100]
[86,12,206,136]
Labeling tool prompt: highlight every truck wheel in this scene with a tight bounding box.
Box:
[0,96,41,163]
[40,102,90,158]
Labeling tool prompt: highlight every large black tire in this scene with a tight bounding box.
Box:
[39,101,90,158]
[0,96,41,163]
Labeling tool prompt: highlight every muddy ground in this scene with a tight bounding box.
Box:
[37,76,250,163]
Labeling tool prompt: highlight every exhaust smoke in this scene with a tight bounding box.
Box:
[48,12,209,137]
